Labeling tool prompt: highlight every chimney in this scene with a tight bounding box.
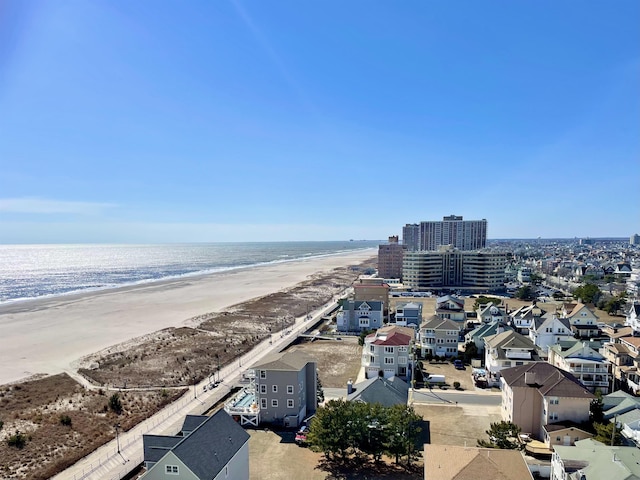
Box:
[525,371,536,386]
[347,379,353,395]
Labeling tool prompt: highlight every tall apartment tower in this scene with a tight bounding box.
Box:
[418,215,487,251]
[402,224,420,251]
[378,236,406,279]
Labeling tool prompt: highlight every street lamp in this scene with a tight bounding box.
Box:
[193,376,197,399]
[237,348,242,367]
[115,422,121,454]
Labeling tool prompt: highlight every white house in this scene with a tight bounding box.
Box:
[528,313,573,352]
[362,325,414,380]
[484,330,542,376]
[548,340,611,394]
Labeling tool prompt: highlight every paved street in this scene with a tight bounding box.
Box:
[411,387,501,406]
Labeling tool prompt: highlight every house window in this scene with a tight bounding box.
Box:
[272,399,278,407]
[384,357,394,365]
[272,385,278,393]
[260,398,267,408]
[399,346,408,352]
[225,466,229,478]
[550,412,558,421]
[556,436,561,442]
[550,398,559,405]
[398,357,407,364]
[384,346,394,354]
[260,370,266,379]
[260,385,267,394]
[287,385,294,394]
[503,361,511,367]
[287,399,294,408]
[165,465,179,475]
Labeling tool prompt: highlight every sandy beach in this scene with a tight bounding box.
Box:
[0,249,375,386]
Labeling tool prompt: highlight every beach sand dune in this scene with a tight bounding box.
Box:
[0,249,375,385]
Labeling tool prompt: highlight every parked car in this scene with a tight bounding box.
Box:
[295,426,309,446]
[453,359,465,370]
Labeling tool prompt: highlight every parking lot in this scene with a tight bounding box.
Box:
[419,360,477,391]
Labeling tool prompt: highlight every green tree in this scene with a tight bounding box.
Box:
[473,296,502,310]
[590,390,604,424]
[307,399,354,461]
[515,286,535,301]
[477,421,522,449]
[384,405,423,465]
[593,422,623,445]
[108,393,123,414]
[463,342,479,362]
[603,292,627,315]
[572,283,601,305]
[358,329,373,346]
[316,376,325,404]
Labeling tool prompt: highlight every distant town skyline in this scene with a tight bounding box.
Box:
[1,1,638,244]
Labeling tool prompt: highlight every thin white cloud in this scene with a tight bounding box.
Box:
[0,198,117,215]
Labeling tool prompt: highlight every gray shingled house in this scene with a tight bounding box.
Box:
[252,350,317,428]
[141,410,249,480]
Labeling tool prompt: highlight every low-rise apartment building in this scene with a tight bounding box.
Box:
[500,362,594,443]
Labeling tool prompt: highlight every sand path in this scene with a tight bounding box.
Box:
[0,249,375,385]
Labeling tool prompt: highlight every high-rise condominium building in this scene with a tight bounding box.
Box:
[403,216,487,251]
[402,247,507,292]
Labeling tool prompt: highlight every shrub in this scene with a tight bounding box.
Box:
[109,393,123,414]
[7,431,27,449]
[453,381,461,390]
[60,414,72,427]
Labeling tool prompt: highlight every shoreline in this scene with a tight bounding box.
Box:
[0,246,374,309]
[0,248,376,386]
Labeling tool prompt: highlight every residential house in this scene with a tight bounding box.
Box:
[362,325,414,380]
[548,340,610,394]
[528,313,573,352]
[354,277,389,319]
[435,295,465,322]
[476,302,506,324]
[509,303,544,335]
[615,263,633,279]
[625,303,640,333]
[543,423,593,449]
[465,321,513,355]
[500,362,594,443]
[560,302,600,338]
[617,335,640,394]
[393,301,423,328]
[423,445,533,480]
[252,350,317,428]
[346,376,409,407]
[551,439,640,480]
[418,315,462,358]
[336,300,384,332]
[602,391,640,445]
[141,410,250,480]
[602,340,635,391]
[484,330,543,376]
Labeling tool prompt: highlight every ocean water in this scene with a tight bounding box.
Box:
[0,241,378,304]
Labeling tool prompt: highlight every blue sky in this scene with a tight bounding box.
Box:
[0,1,638,243]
